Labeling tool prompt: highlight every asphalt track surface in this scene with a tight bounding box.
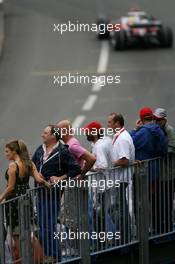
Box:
[0,0,175,190]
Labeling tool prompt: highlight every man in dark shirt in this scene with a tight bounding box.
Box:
[130,107,167,160]
[130,108,168,234]
[32,125,81,262]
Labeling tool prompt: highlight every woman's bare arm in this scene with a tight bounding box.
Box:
[0,163,16,202]
[32,162,50,188]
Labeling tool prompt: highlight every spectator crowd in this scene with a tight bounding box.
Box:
[0,106,175,263]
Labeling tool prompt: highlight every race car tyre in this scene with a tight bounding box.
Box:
[96,18,110,39]
[111,29,127,50]
[158,27,173,48]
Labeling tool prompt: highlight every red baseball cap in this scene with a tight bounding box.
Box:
[82,121,102,133]
[139,107,153,120]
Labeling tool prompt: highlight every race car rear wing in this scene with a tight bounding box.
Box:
[129,22,161,28]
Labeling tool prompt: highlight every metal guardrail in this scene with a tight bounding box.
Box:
[0,154,175,264]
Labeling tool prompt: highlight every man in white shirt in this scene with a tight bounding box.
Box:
[83,121,114,233]
[108,113,135,167]
[107,112,135,242]
[92,136,112,170]
[83,121,112,170]
[83,121,112,187]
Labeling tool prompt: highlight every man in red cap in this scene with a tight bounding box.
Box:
[130,107,167,160]
[83,121,113,234]
[130,107,168,234]
[83,121,112,170]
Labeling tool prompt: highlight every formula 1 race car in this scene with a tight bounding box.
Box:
[96,11,173,50]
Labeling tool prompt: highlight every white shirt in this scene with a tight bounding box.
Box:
[110,128,135,183]
[111,128,135,164]
[92,136,112,170]
[42,143,59,162]
[110,128,135,221]
[88,137,112,194]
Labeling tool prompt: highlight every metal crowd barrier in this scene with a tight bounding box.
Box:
[0,154,174,264]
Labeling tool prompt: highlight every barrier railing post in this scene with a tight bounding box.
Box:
[19,194,32,264]
[0,205,5,264]
[138,163,149,264]
[80,183,91,264]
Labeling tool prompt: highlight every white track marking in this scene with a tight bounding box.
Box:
[82,95,98,111]
[92,41,110,92]
[72,115,86,128]
[97,41,110,74]
[73,41,109,125]
[92,79,102,92]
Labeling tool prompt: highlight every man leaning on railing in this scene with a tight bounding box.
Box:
[32,124,81,263]
[107,112,135,243]
[130,107,168,235]
[83,121,112,235]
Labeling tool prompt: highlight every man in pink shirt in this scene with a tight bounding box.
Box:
[57,120,96,173]
[56,120,96,238]
[66,136,86,169]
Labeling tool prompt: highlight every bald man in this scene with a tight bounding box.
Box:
[57,120,96,236]
[57,120,96,175]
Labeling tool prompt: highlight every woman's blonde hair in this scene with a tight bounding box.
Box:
[6,140,32,175]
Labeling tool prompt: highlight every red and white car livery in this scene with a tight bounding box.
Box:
[97,11,173,50]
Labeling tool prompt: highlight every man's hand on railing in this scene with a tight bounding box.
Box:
[49,175,67,185]
[37,176,51,189]
[75,174,83,180]
[42,180,51,189]
[133,160,143,165]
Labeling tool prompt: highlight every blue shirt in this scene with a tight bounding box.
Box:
[130,123,168,161]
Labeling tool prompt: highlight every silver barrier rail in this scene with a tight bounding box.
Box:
[0,194,32,264]
[148,154,175,238]
[0,185,82,264]
[88,164,137,254]
[28,185,82,264]
[0,154,174,264]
